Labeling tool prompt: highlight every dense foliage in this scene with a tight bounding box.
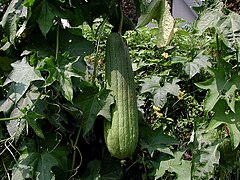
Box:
[1,0,240,179]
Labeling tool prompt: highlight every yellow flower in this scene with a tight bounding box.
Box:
[178,90,185,100]
[162,52,169,59]
[153,106,161,112]
[153,106,163,118]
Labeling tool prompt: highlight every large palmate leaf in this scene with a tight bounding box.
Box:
[139,124,178,156]
[3,59,43,103]
[208,100,240,149]
[196,2,224,34]
[157,0,174,48]
[216,12,240,50]
[0,60,44,116]
[0,0,27,44]
[185,53,211,78]
[0,83,46,140]
[192,119,221,179]
[12,135,67,180]
[74,85,114,135]
[172,52,211,79]
[153,151,191,180]
[141,76,180,107]
[39,56,85,102]
[196,60,240,112]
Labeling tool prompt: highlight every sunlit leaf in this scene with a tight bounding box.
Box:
[0,0,27,44]
[140,76,161,94]
[153,78,180,107]
[208,100,240,149]
[157,0,175,48]
[141,76,180,108]
[137,0,161,28]
[184,53,211,78]
[192,119,221,179]
[153,151,191,180]
[12,135,67,180]
[3,59,43,103]
[216,12,240,50]
[196,3,224,34]
[196,60,240,112]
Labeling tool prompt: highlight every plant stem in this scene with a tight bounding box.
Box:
[71,122,83,172]
[91,17,108,84]
[55,19,60,60]
[1,158,10,180]
[236,47,239,72]
[215,33,221,66]
[0,115,23,121]
[118,1,123,35]
[92,39,100,84]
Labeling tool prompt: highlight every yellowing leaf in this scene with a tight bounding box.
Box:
[157,0,175,48]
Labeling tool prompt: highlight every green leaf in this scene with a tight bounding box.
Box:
[216,12,240,50]
[157,0,175,48]
[1,83,45,140]
[192,119,221,179]
[141,77,180,107]
[153,78,180,107]
[195,60,240,112]
[184,52,211,78]
[208,100,240,149]
[25,111,45,139]
[0,56,15,73]
[40,56,85,102]
[139,124,178,156]
[153,151,191,180]
[23,0,35,7]
[81,159,101,180]
[172,52,211,79]
[97,90,114,122]
[37,0,61,36]
[140,76,161,94]
[136,0,161,28]
[59,29,94,57]
[12,136,67,180]
[100,156,122,179]
[0,0,27,44]
[3,59,44,103]
[74,85,114,135]
[196,3,224,34]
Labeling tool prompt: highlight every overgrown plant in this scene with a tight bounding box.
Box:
[0,0,240,179]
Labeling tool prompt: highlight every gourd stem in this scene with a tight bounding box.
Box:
[118,0,123,35]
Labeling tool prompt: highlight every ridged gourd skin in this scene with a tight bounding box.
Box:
[104,32,139,159]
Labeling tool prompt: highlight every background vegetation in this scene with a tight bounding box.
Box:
[0,0,240,179]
